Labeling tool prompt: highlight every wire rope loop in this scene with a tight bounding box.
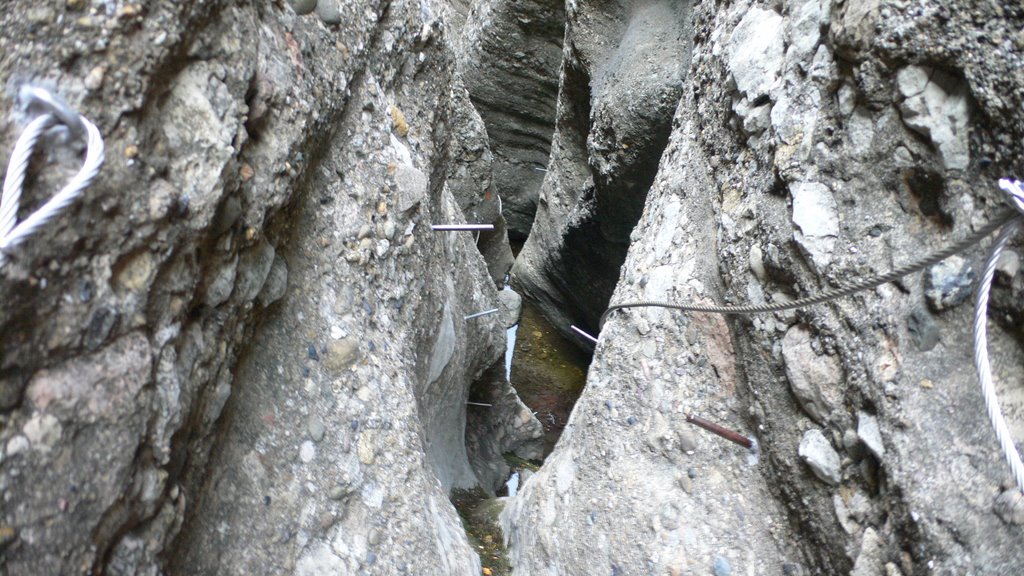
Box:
[998,178,1024,217]
[20,85,86,142]
[975,181,1024,494]
[0,88,104,269]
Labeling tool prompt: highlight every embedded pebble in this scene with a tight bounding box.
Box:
[994,488,1024,525]
[288,0,317,15]
[798,429,841,485]
[299,441,316,463]
[713,555,732,576]
[329,484,350,500]
[0,525,16,550]
[325,338,361,372]
[906,308,939,352]
[857,412,885,460]
[257,255,288,307]
[924,256,975,311]
[5,435,29,457]
[996,250,1020,279]
[358,435,376,465]
[315,0,342,24]
[308,415,326,442]
[23,414,62,453]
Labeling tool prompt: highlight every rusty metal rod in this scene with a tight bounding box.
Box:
[685,413,753,449]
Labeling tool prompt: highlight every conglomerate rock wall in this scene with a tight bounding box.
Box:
[0,1,540,574]
[505,0,1024,574]
[1,1,1023,575]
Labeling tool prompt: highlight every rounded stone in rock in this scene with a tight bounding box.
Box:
[299,441,316,463]
[798,429,842,486]
[994,488,1024,525]
[315,0,342,24]
[924,256,975,312]
[308,415,326,442]
[906,307,939,352]
[288,0,317,15]
[713,555,732,576]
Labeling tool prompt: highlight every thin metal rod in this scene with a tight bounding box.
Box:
[570,325,598,344]
[686,414,754,449]
[431,224,494,231]
[466,402,492,407]
[464,308,499,320]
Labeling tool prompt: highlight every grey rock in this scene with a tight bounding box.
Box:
[288,0,317,15]
[925,255,975,311]
[994,488,1024,525]
[510,0,688,342]
[458,0,564,238]
[857,412,885,460]
[788,0,830,61]
[315,0,342,24]
[203,255,238,307]
[897,66,971,170]
[235,241,276,303]
[6,1,1024,575]
[394,165,428,212]
[256,255,288,307]
[497,287,522,328]
[427,303,456,384]
[782,324,842,423]
[907,307,940,351]
[727,7,784,100]
[851,528,884,576]
[799,429,842,486]
[791,182,839,270]
[714,555,732,576]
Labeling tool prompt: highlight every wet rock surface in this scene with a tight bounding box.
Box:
[2,0,1024,575]
[457,0,565,239]
[0,1,540,574]
[504,0,1024,574]
[511,0,690,343]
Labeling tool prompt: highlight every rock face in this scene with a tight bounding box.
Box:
[0,1,540,574]
[503,0,1024,574]
[458,0,565,239]
[3,0,1024,575]
[511,0,690,341]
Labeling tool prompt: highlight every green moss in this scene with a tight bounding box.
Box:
[510,301,590,455]
[450,488,511,575]
[503,453,542,472]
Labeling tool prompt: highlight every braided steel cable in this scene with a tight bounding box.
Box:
[601,179,1024,493]
[0,90,104,268]
[601,208,1017,328]
[974,180,1024,493]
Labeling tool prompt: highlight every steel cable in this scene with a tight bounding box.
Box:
[601,179,1024,493]
[0,89,104,268]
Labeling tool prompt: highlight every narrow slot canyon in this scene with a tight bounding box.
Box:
[2,1,1024,575]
